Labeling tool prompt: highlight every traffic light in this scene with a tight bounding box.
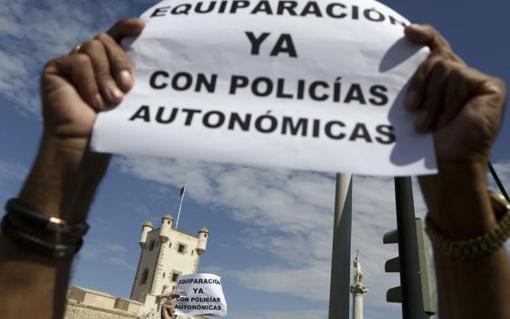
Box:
[383,218,436,316]
[383,229,402,302]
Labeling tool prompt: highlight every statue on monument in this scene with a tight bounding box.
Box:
[351,251,368,294]
[353,255,363,284]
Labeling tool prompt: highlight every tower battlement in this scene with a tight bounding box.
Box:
[131,214,209,315]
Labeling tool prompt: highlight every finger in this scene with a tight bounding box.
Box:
[477,79,507,130]
[436,66,472,128]
[404,26,465,111]
[439,68,504,128]
[80,39,124,105]
[404,60,430,111]
[404,54,458,111]
[107,18,145,43]
[404,24,451,53]
[96,32,134,91]
[415,60,452,132]
[161,307,171,319]
[47,54,102,110]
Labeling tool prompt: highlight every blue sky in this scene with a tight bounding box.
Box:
[1,1,509,319]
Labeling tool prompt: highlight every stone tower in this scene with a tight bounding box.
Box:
[350,253,368,319]
[130,213,209,314]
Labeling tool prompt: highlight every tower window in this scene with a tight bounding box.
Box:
[149,240,156,251]
[140,269,149,285]
[172,272,180,282]
[177,244,186,254]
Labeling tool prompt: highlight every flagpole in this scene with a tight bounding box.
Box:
[175,186,186,229]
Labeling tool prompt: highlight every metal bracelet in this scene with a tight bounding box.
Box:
[425,194,510,261]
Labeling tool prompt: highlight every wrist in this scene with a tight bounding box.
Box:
[419,159,497,240]
[40,133,112,184]
[18,133,110,223]
[436,160,488,200]
[419,159,487,208]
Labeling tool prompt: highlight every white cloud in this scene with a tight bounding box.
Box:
[107,256,135,270]
[0,0,156,115]
[78,240,134,270]
[79,245,99,261]
[232,262,331,301]
[116,156,335,259]
[105,243,129,254]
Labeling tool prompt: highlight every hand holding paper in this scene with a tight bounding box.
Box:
[42,19,144,139]
[174,273,228,317]
[404,24,506,164]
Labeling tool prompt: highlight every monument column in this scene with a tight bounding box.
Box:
[351,253,368,319]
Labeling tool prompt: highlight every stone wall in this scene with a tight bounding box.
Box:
[64,300,137,319]
[64,286,143,319]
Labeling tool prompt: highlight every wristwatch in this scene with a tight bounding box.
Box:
[425,190,510,261]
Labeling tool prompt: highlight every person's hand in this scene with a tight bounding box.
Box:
[41,18,144,139]
[405,24,507,220]
[404,24,507,165]
[18,18,145,223]
[161,294,179,319]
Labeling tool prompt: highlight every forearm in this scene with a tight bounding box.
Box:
[18,134,110,221]
[0,134,110,319]
[420,161,510,319]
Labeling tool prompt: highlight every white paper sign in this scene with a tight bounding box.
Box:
[91,0,437,176]
[174,273,227,317]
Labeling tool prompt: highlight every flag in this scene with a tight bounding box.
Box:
[179,186,186,198]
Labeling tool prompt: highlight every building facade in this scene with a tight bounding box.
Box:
[131,214,208,315]
[65,286,142,319]
[65,213,208,319]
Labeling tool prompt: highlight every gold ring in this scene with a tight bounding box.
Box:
[71,43,82,54]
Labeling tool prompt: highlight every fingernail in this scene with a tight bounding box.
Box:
[108,82,124,100]
[118,70,133,89]
[485,83,502,95]
[408,24,425,31]
[404,91,417,109]
[95,94,105,109]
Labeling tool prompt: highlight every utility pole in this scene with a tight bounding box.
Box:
[329,174,353,319]
[394,177,428,319]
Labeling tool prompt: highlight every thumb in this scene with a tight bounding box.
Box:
[404,24,451,52]
[107,18,145,42]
